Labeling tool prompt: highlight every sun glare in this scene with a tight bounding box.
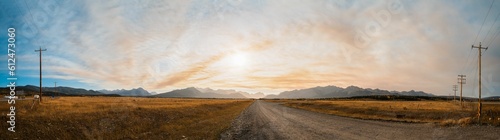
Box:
[230,52,248,67]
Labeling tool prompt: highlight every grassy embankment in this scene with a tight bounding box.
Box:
[268,99,500,126]
[1,97,253,139]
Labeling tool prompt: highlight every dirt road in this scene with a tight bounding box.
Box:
[221,100,500,140]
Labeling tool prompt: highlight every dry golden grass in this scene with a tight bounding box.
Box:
[1,97,254,139]
[268,99,500,126]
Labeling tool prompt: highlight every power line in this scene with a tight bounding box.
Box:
[21,0,64,102]
[23,0,49,103]
[459,47,477,81]
[23,0,42,38]
[473,0,495,45]
[486,26,500,48]
[471,64,478,97]
[466,52,478,76]
[461,1,495,89]
[459,48,473,74]
[461,46,479,106]
[482,9,500,43]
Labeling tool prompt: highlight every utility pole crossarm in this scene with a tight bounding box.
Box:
[35,49,47,52]
[472,42,488,52]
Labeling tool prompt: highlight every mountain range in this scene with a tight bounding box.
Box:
[263,85,434,99]
[99,88,151,96]
[153,87,265,98]
[1,85,109,96]
[0,85,151,97]
[1,85,436,99]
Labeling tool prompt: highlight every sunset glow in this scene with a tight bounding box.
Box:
[0,0,499,96]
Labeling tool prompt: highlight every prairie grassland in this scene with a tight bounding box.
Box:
[268,99,500,126]
[1,97,254,139]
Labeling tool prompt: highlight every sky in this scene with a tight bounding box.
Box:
[0,0,499,97]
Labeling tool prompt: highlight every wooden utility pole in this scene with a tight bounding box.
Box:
[453,85,458,101]
[472,42,487,120]
[35,47,46,102]
[54,82,57,98]
[458,75,466,106]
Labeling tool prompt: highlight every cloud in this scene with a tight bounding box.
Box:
[6,0,499,96]
[152,53,226,88]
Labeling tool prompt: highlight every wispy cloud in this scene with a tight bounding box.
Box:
[2,0,499,95]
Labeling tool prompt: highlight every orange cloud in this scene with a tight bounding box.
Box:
[152,53,226,88]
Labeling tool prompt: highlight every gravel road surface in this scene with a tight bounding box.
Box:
[221,100,500,140]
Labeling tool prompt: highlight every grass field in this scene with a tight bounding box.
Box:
[1,97,254,139]
[267,99,500,126]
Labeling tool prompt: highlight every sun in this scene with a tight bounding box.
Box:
[229,52,248,67]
